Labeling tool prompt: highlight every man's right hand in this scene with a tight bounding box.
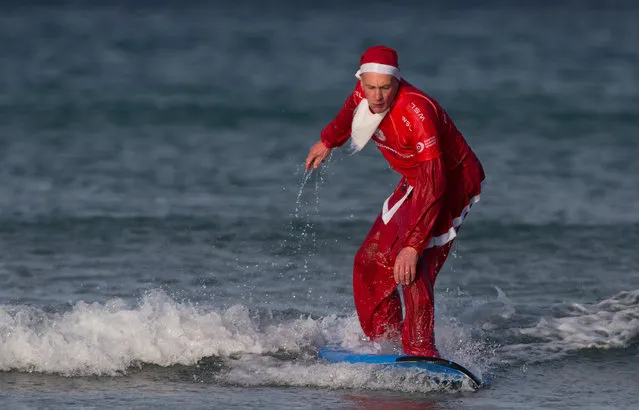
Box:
[305,140,332,171]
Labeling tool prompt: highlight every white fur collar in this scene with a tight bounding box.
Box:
[350,99,388,152]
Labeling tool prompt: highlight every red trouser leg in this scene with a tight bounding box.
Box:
[353,205,454,356]
[353,213,403,340]
[401,241,453,357]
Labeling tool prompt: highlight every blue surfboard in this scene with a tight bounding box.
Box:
[318,346,481,388]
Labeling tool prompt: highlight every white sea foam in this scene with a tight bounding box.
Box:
[0,288,491,392]
[0,290,316,376]
[502,289,639,362]
[221,359,477,393]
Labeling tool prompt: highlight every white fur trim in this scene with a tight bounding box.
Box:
[355,63,400,79]
[382,186,413,224]
[426,193,481,248]
[380,183,484,247]
[350,99,387,151]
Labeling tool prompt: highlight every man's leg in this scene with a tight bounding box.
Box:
[400,241,454,357]
[353,214,403,340]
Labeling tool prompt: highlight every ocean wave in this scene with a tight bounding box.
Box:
[500,289,639,363]
[0,289,491,392]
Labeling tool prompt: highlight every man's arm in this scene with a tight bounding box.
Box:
[394,158,446,284]
[394,101,445,285]
[305,140,332,170]
[306,83,361,170]
[319,83,361,148]
[402,158,446,253]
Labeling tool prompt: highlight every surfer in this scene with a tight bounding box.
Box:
[305,46,485,357]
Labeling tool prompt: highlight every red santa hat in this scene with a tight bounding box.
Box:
[355,45,400,79]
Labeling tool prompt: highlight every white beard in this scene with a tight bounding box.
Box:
[350,99,388,152]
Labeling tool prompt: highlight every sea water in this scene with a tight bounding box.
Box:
[1,1,638,409]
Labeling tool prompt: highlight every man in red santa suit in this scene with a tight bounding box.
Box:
[305,45,484,357]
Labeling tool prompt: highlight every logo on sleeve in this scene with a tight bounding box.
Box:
[416,136,440,160]
[401,116,412,131]
[410,102,425,122]
[423,135,437,148]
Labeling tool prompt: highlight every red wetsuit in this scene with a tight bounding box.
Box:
[321,79,485,356]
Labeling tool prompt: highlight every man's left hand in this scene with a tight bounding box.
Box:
[394,247,419,285]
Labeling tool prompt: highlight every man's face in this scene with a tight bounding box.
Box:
[360,72,399,114]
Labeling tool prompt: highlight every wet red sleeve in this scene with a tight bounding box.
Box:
[402,100,445,253]
[320,83,361,148]
[402,158,446,254]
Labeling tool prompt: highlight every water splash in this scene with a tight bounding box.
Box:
[222,360,477,393]
[281,154,332,281]
[0,290,325,376]
[498,289,639,364]
[0,288,492,393]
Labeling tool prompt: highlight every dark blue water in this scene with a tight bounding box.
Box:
[1,2,638,409]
